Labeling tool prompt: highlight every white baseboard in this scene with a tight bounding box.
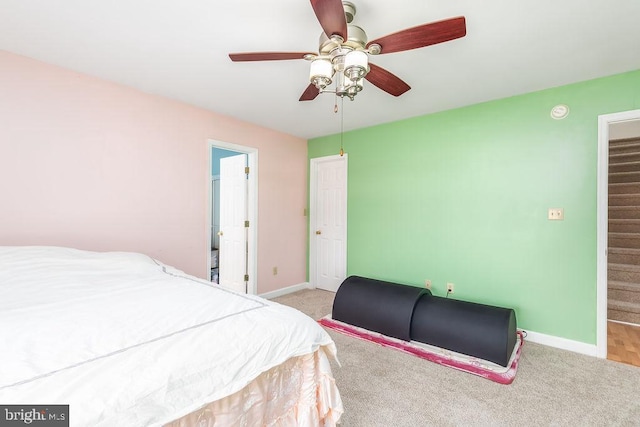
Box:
[521,329,597,357]
[260,282,313,300]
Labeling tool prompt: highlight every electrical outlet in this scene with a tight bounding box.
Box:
[548,208,564,220]
[273,266,278,275]
[424,279,432,290]
[447,283,454,293]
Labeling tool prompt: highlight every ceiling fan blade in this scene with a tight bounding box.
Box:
[365,63,411,97]
[310,0,348,40]
[229,52,313,62]
[366,16,466,55]
[299,84,320,101]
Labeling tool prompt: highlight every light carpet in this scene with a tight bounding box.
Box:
[273,289,640,427]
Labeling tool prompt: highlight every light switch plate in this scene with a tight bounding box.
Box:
[548,208,564,220]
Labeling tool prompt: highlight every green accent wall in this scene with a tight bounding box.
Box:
[308,69,640,344]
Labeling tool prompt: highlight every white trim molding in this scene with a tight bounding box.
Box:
[259,282,314,300]
[596,109,640,358]
[521,329,597,357]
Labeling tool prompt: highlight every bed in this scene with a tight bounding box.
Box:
[0,246,343,426]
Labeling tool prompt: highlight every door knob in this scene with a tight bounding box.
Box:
[218,231,224,236]
[315,230,322,235]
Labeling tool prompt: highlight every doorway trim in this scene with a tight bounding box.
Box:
[309,154,348,290]
[207,139,258,295]
[596,108,640,358]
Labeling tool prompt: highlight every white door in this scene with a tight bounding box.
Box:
[219,154,247,293]
[310,155,348,292]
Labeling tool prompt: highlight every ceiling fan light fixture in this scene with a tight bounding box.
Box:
[309,58,333,90]
[229,2,466,103]
[334,71,363,100]
[335,72,350,98]
[344,50,369,81]
[346,76,363,99]
[343,1,356,24]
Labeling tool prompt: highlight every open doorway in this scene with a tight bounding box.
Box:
[208,140,258,295]
[597,110,640,365]
[210,148,244,285]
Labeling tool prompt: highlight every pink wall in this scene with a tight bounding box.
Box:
[0,50,308,294]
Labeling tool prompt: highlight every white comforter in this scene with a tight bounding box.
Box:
[0,246,338,426]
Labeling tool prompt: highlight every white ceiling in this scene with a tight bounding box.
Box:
[1,0,639,139]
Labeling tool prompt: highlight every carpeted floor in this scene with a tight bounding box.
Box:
[273,289,640,426]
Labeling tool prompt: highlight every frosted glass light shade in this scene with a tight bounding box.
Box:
[309,59,333,89]
[344,50,369,80]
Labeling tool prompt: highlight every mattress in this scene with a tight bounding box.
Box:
[0,246,342,426]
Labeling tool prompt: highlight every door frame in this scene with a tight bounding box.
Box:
[309,154,348,289]
[207,140,258,295]
[596,108,640,358]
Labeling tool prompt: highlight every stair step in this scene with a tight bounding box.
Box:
[609,139,640,154]
[609,171,640,184]
[609,137,640,145]
[609,151,640,164]
[608,263,640,282]
[609,160,640,173]
[608,299,640,313]
[608,232,640,249]
[608,263,640,272]
[609,182,640,194]
[608,246,640,263]
[609,219,640,233]
[608,280,640,304]
[609,206,640,219]
[608,279,640,290]
[608,307,640,324]
[609,193,640,206]
[608,232,640,239]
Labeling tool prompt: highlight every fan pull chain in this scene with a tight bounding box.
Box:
[339,96,344,156]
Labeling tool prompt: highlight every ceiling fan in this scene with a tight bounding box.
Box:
[229,0,466,102]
